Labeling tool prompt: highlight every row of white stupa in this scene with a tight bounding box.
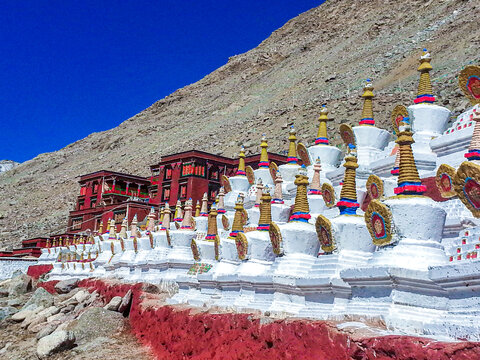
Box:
[39,53,480,341]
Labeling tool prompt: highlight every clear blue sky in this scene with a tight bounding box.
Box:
[0,1,323,163]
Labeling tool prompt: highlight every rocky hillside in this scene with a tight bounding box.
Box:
[0,161,19,175]
[1,0,479,247]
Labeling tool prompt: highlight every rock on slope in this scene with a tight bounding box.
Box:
[0,161,19,175]
[1,0,479,247]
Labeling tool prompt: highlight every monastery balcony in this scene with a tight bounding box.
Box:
[102,189,149,199]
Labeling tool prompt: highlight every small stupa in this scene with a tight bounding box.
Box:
[181,198,194,230]
[173,200,184,223]
[253,135,274,185]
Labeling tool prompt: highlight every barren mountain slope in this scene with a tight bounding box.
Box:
[1,0,479,248]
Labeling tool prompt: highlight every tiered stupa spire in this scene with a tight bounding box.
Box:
[287,125,298,164]
[254,179,264,207]
[414,49,435,104]
[464,105,480,161]
[181,198,194,230]
[229,195,245,239]
[315,105,332,145]
[159,207,165,223]
[308,158,322,195]
[146,207,156,233]
[173,200,183,222]
[98,220,104,234]
[161,204,171,230]
[217,187,226,213]
[236,146,247,176]
[259,134,269,168]
[257,190,272,231]
[272,171,284,204]
[394,123,426,195]
[205,203,218,241]
[337,151,360,215]
[119,217,128,239]
[289,165,311,222]
[195,201,201,217]
[108,219,117,240]
[200,193,208,216]
[130,214,138,238]
[359,79,375,126]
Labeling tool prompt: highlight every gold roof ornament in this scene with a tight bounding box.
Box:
[236,145,247,176]
[286,125,298,164]
[259,134,269,168]
[289,165,311,222]
[204,203,218,242]
[308,158,322,195]
[161,204,171,230]
[257,189,272,231]
[394,122,426,195]
[414,48,435,104]
[436,164,456,199]
[365,199,394,246]
[229,194,246,239]
[272,171,284,204]
[315,215,335,253]
[315,105,332,145]
[359,79,375,126]
[458,65,480,106]
[180,198,194,230]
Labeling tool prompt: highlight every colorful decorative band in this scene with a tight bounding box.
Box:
[271,198,284,204]
[236,170,246,176]
[394,182,426,195]
[339,182,344,186]
[315,137,329,145]
[217,209,226,214]
[180,226,193,229]
[258,161,269,168]
[205,234,216,240]
[465,151,480,160]
[257,224,270,231]
[254,203,260,207]
[390,167,399,175]
[160,227,167,230]
[337,199,359,208]
[414,94,435,104]
[308,189,322,195]
[200,213,208,217]
[173,218,183,222]
[287,157,298,164]
[229,230,242,237]
[289,212,311,222]
[359,118,375,125]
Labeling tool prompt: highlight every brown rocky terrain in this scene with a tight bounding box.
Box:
[1,0,479,247]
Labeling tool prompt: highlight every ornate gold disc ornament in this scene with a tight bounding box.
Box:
[221,175,232,193]
[315,215,335,253]
[458,65,480,106]
[269,162,278,182]
[214,235,220,261]
[339,124,356,153]
[321,183,336,208]
[269,221,283,255]
[436,164,456,199]
[366,174,384,200]
[190,239,200,261]
[391,105,409,135]
[364,200,394,246]
[235,232,248,260]
[296,142,311,166]
[245,165,255,185]
[221,214,230,231]
[166,229,171,247]
[454,161,480,218]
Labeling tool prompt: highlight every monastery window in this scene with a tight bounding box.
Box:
[179,184,188,199]
[114,210,126,224]
[181,162,205,177]
[209,167,219,181]
[93,183,99,194]
[77,199,85,210]
[71,217,82,230]
[90,196,97,208]
[164,167,173,180]
[162,187,171,202]
[80,186,87,196]
[208,184,220,201]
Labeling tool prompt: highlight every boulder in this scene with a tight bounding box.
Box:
[7,274,31,297]
[0,306,18,321]
[118,290,132,313]
[36,322,60,340]
[103,296,122,311]
[25,315,47,331]
[47,312,66,323]
[66,307,124,344]
[57,287,82,302]
[22,306,59,328]
[10,305,43,322]
[7,297,24,307]
[54,278,80,294]
[36,330,75,359]
[22,287,54,310]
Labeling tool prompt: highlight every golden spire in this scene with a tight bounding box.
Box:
[205,203,218,241]
[272,171,284,204]
[259,134,269,168]
[195,200,201,217]
[119,217,128,239]
[200,192,208,216]
[287,126,298,164]
[414,49,435,104]
[130,214,138,238]
[98,220,103,234]
[161,204,171,230]
[217,187,226,213]
[394,122,426,195]
[229,195,245,239]
[108,219,116,240]
[315,105,332,144]
[289,166,311,222]
[308,157,322,195]
[181,198,194,230]
[173,200,183,222]
[359,79,375,126]
[337,151,360,215]
[254,179,264,207]
[464,105,480,161]
[146,207,156,233]
[258,189,272,231]
[236,145,247,176]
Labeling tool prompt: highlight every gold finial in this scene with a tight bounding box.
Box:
[337,151,360,215]
[394,122,426,195]
[308,158,322,195]
[195,201,201,217]
[258,189,272,231]
[259,134,269,168]
[236,146,247,176]
[205,203,218,241]
[229,195,245,239]
[359,79,375,126]
[287,126,298,164]
[98,220,103,234]
[316,105,332,144]
[289,166,311,222]
[414,49,435,104]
